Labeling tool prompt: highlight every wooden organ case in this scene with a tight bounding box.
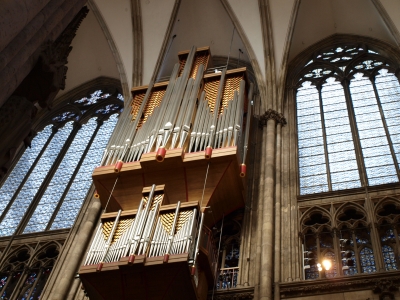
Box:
[79,46,254,299]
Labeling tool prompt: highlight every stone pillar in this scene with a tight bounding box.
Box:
[260,117,276,300]
[258,109,286,300]
[274,123,282,300]
[43,196,102,300]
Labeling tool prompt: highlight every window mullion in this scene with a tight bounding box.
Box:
[14,123,82,235]
[317,85,332,191]
[45,121,103,231]
[341,79,368,187]
[370,76,400,179]
[0,128,58,224]
[351,230,361,273]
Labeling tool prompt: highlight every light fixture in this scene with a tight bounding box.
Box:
[317,263,322,271]
[322,259,332,271]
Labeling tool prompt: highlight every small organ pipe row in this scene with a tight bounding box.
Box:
[99,46,253,169]
[84,185,199,267]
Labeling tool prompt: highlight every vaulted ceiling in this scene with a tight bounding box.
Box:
[58,0,400,103]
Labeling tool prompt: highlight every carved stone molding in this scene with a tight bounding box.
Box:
[13,6,89,109]
[280,272,400,299]
[259,109,287,127]
[0,96,36,180]
[208,287,254,299]
[373,279,398,300]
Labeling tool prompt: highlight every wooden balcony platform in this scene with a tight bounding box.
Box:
[92,147,246,226]
[79,252,210,300]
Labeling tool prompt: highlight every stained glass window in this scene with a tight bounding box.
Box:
[0,90,122,237]
[296,45,400,195]
[382,244,397,271]
[359,247,376,273]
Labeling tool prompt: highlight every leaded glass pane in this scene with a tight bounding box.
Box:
[382,245,398,271]
[0,123,73,237]
[23,118,98,233]
[328,150,357,163]
[350,74,397,185]
[300,185,329,195]
[298,129,323,140]
[325,132,352,144]
[0,126,53,216]
[369,175,398,186]
[376,70,400,171]
[299,146,325,157]
[321,78,361,188]
[299,164,326,177]
[297,82,328,195]
[360,247,376,273]
[332,180,361,190]
[342,250,357,276]
[50,114,118,230]
[330,170,360,182]
[324,251,337,278]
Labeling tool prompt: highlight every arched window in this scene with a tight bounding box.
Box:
[295,44,400,195]
[0,244,60,299]
[0,90,122,236]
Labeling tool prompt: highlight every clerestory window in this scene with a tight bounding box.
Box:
[0,90,122,237]
[296,45,400,195]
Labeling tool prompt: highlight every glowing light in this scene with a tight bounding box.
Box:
[322,259,332,271]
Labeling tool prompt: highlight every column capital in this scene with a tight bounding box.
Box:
[259,109,287,127]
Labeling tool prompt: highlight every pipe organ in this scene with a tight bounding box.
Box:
[80,46,253,299]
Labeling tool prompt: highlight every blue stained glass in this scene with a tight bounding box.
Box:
[297,121,321,132]
[299,164,326,177]
[327,141,355,153]
[297,99,320,110]
[50,114,118,230]
[343,250,357,276]
[297,114,318,124]
[358,127,387,139]
[298,129,323,140]
[360,247,376,273]
[0,126,53,216]
[330,170,360,182]
[300,185,329,195]
[356,119,383,131]
[364,155,395,167]
[366,165,397,179]
[332,180,361,190]
[0,123,73,237]
[350,74,398,185]
[326,132,352,144]
[381,229,395,242]
[23,118,98,233]
[362,145,392,158]
[328,150,357,162]
[299,146,325,157]
[324,252,337,278]
[298,137,323,148]
[300,174,328,187]
[360,136,390,149]
[297,106,321,117]
[369,175,398,186]
[323,109,347,120]
[329,160,358,173]
[299,154,326,167]
[324,117,350,127]
[382,245,397,271]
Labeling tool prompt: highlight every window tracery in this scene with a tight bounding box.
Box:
[0,244,60,299]
[295,44,400,195]
[0,89,122,236]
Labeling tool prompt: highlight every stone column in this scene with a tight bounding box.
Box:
[258,109,286,300]
[43,196,102,300]
[274,122,282,300]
